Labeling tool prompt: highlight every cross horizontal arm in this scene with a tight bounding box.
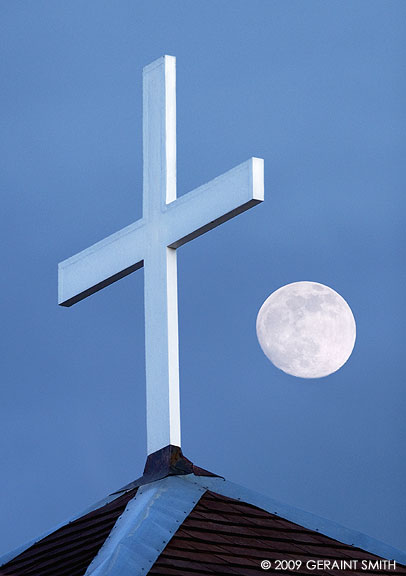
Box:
[165,157,264,249]
[58,158,264,307]
[58,219,147,307]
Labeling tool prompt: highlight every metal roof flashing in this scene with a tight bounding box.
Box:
[0,489,123,569]
[84,476,206,576]
[183,475,406,566]
[1,472,405,575]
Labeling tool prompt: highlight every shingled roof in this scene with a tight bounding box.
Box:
[1,449,406,576]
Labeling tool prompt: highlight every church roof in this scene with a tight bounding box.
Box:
[1,462,406,576]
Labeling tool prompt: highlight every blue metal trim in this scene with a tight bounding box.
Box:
[84,476,206,576]
[186,476,406,565]
[0,491,124,567]
[2,473,404,572]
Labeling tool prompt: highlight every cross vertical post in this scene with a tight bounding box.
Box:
[142,56,181,453]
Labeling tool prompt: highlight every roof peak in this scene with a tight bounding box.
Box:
[2,475,405,576]
[112,444,219,494]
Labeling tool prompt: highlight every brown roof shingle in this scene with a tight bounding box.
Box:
[1,479,405,576]
[0,487,137,576]
[149,491,406,576]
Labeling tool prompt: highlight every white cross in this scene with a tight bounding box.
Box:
[58,56,264,456]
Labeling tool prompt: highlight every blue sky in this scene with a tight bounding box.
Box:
[1,0,405,555]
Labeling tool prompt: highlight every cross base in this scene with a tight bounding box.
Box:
[112,445,220,494]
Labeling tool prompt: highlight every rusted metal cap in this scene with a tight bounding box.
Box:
[112,445,220,494]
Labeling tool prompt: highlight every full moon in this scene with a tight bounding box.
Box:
[256,282,356,378]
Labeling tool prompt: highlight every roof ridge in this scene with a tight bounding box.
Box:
[0,488,130,569]
[2,474,405,575]
[84,476,206,575]
[182,475,406,565]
